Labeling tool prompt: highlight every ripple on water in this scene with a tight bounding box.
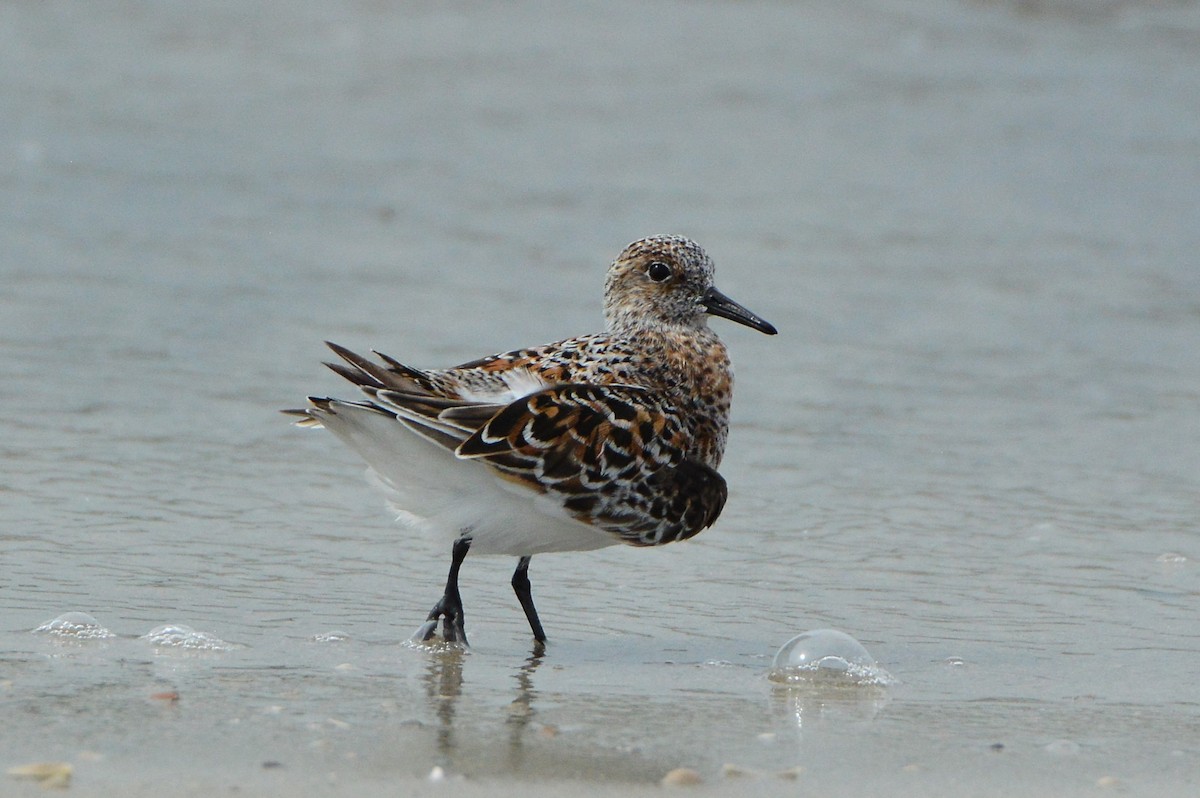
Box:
[768,628,896,687]
[140,624,234,651]
[31,612,116,640]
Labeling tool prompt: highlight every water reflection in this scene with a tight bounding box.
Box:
[506,644,546,765]
[770,683,891,738]
[421,648,465,761]
[421,642,547,770]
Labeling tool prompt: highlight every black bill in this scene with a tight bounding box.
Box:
[702,287,778,335]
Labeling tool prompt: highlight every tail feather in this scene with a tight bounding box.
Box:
[282,396,393,428]
[281,407,324,428]
[324,341,436,393]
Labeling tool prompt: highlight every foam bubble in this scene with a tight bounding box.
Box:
[32,612,116,640]
[140,624,233,651]
[768,628,895,687]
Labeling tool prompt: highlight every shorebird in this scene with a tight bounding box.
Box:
[287,235,776,646]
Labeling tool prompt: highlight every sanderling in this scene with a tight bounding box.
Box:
[286,235,776,647]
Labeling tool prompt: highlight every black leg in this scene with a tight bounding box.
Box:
[511,556,546,643]
[420,537,471,646]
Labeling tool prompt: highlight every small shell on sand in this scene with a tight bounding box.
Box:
[7,761,74,789]
[662,767,703,787]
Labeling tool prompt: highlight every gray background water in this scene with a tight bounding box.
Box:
[2,1,1198,795]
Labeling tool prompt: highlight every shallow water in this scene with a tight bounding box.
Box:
[3,1,1199,795]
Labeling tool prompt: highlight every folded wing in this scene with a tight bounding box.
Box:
[289,344,727,547]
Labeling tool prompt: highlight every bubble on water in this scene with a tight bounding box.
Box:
[768,629,895,687]
[772,629,870,672]
[140,624,233,651]
[32,612,116,640]
[1156,552,1187,564]
[311,631,351,643]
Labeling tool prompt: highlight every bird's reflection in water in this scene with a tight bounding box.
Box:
[420,641,546,770]
[506,642,546,764]
[421,646,465,760]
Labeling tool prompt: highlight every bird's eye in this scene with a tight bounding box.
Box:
[646,261,672,282]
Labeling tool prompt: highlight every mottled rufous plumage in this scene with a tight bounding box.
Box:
[288,235,775,643]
